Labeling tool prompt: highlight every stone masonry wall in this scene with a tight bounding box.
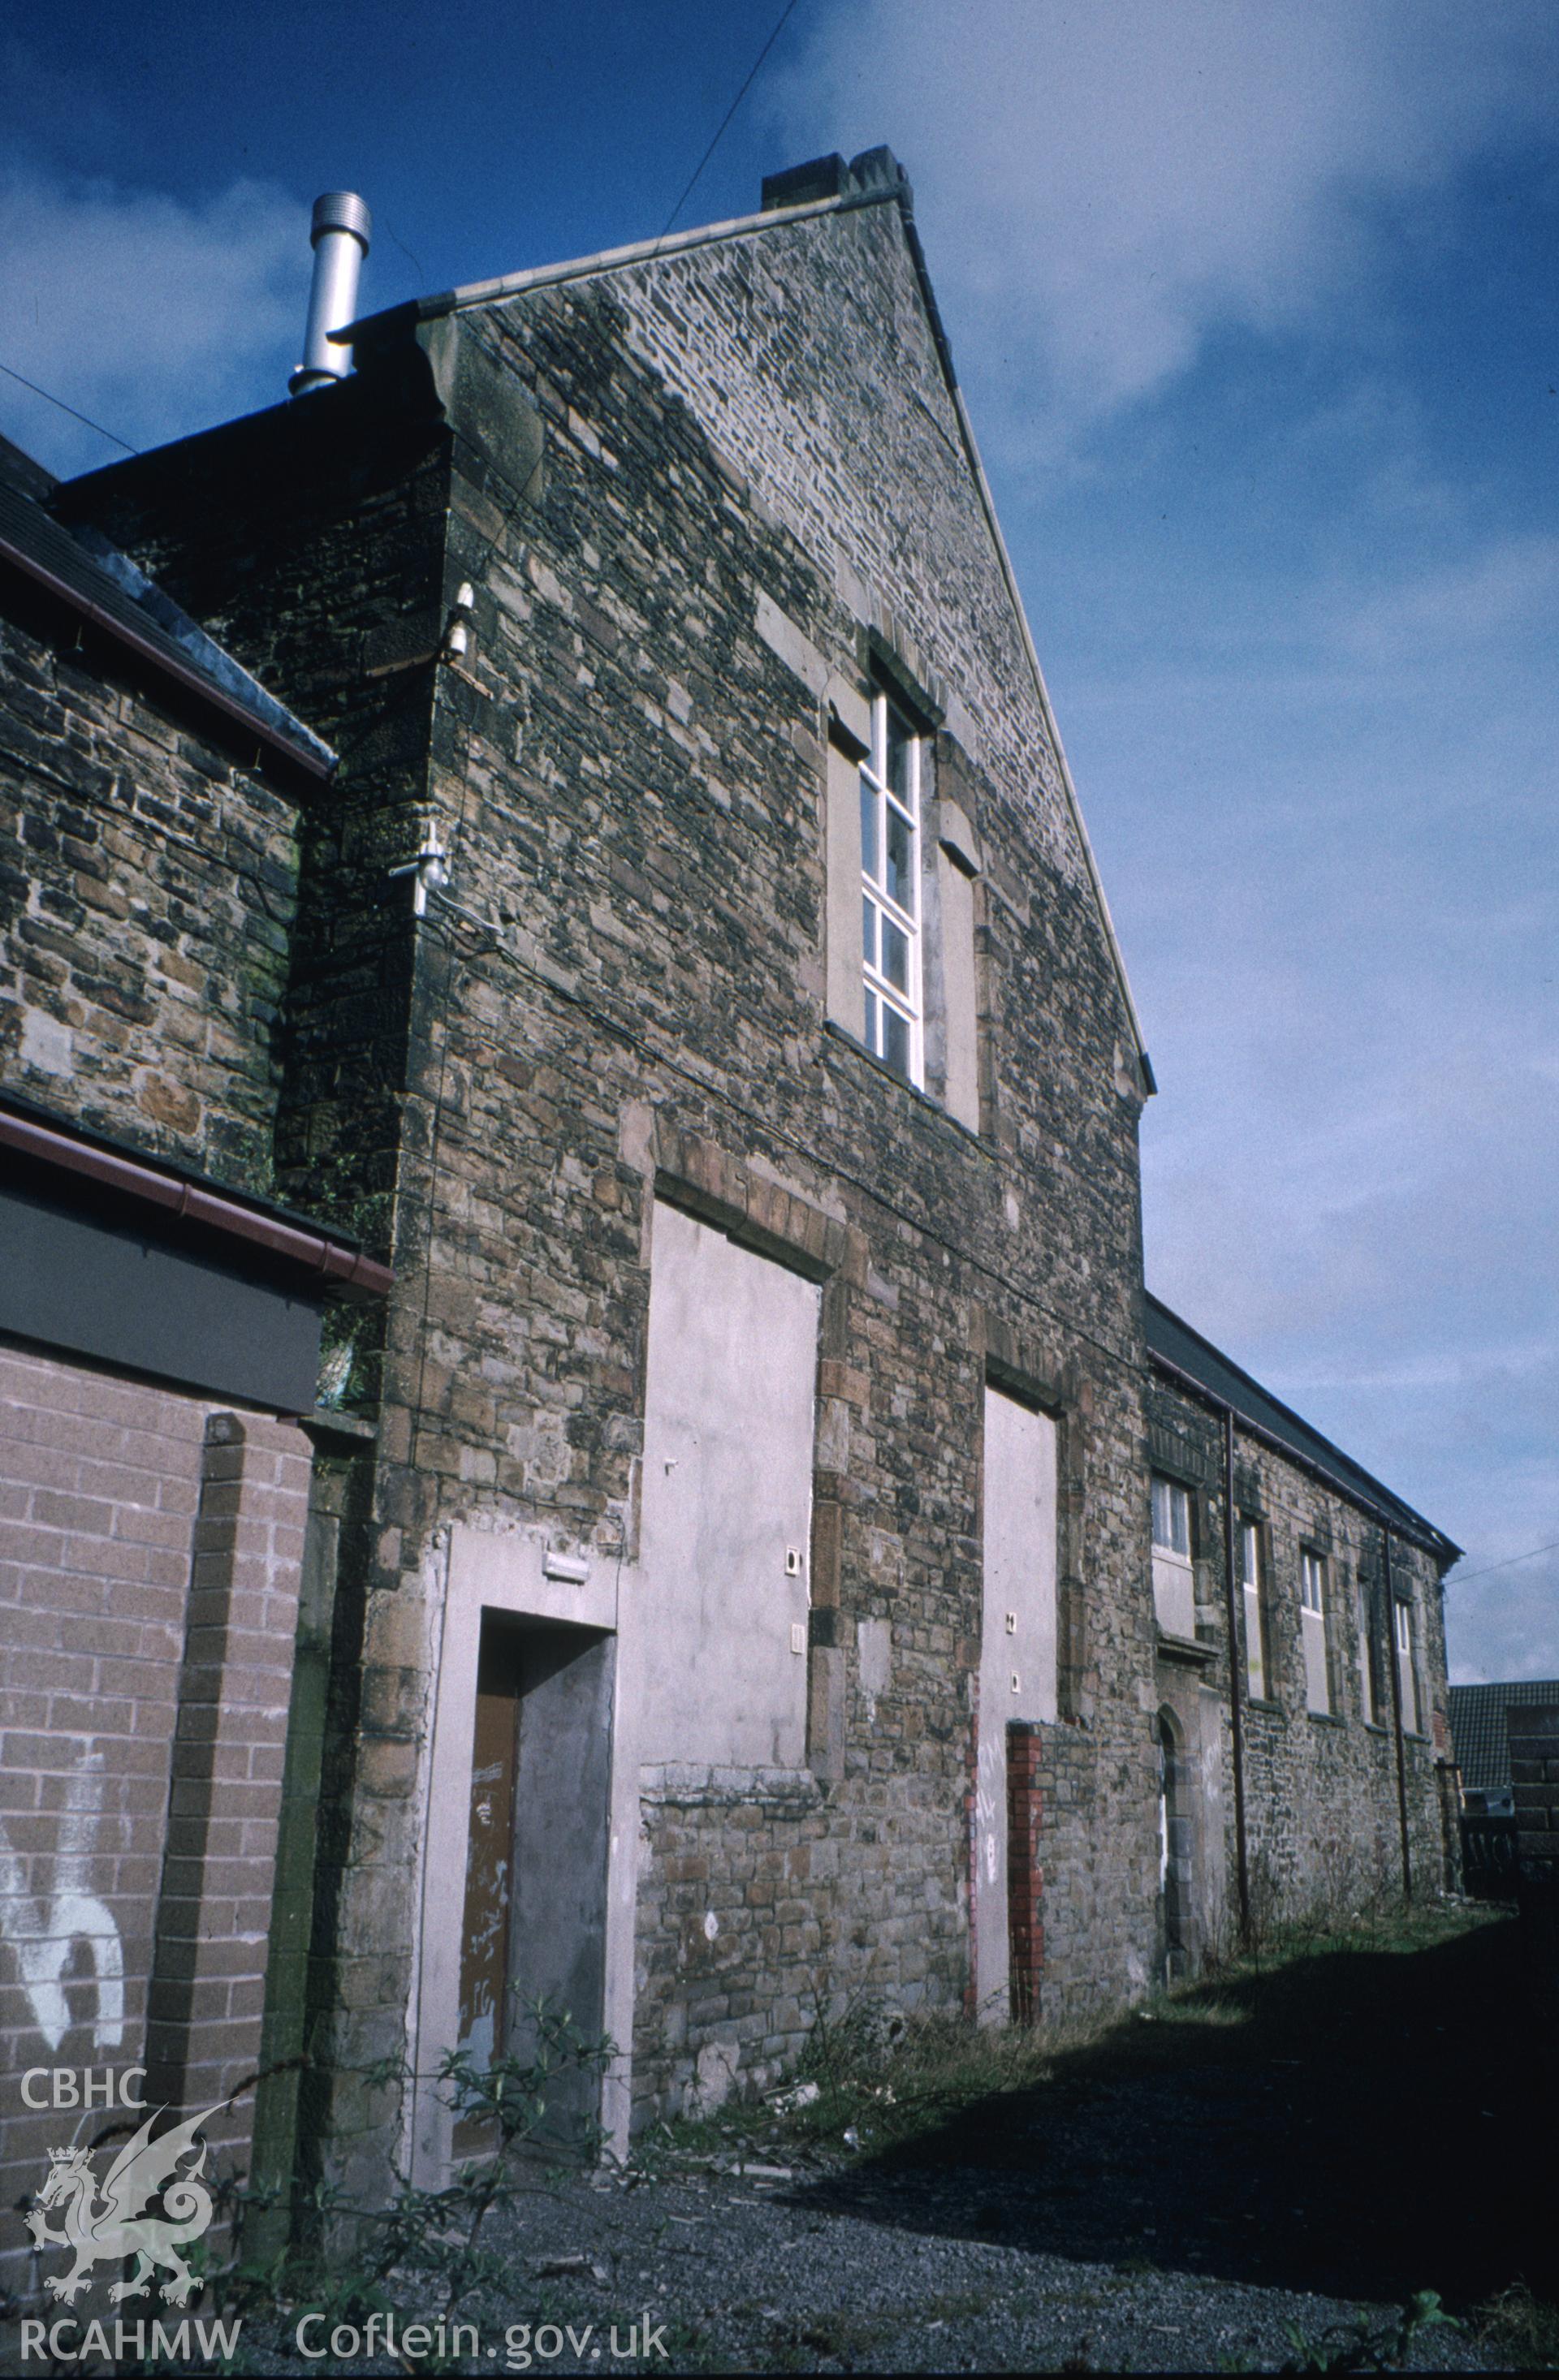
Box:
[400,221,1156,2113]
[0,592,301,1192]
[58,378,454,1255]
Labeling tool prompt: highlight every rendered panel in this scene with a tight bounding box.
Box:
[825,740,866,1038]
[638,1201,819,1769]
[937,846,980,1132]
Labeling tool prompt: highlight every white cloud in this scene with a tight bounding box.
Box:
[0,169,308,474]
[771,0,1559,454]
[1327,535,1559,666]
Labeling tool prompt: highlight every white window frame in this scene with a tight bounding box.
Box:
[1241,1519,1267,1701]
[1151,1475,1195,1638]
[1300,1549,1330,1714]
[1151,1475,1192,1559]
[859,692,922,1086]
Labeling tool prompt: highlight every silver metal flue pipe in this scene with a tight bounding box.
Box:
[289,193,372,396]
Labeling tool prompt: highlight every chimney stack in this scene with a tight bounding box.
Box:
[289,193,372,397]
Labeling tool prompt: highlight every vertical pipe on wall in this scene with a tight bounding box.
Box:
[1383,1525,1413,1903]
[1222,1405,1251,1945]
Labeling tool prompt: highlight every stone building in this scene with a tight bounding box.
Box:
[1146,1296,1458,1973]
[2,149,1459,2239]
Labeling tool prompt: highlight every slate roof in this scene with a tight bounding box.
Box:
[1448,1680,1559,1789]
[1146,1292,1460,1561]
[0,433,333,778]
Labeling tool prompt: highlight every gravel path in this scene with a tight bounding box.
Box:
[459,2159,1496,2375]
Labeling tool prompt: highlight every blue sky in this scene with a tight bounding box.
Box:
[2,1,1553,1681]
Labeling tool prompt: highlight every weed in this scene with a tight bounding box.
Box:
[1278,2290,1458,2372]
[1478,2281,1559,2370]
[79,2000,615,2378]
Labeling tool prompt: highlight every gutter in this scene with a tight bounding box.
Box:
[0,1107,392,1300]
[0,528,335,786]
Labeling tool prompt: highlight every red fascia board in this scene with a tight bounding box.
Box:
[0,529,333,785]
[1,1110,392,1300]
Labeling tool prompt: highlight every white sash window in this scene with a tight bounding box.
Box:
[1151,1474,1196,1638]
[860,694,922,1084]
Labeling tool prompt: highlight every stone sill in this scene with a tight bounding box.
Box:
[1307,1709,1347,1727]
[1245,1697,1284,1717]
[1155,1628,1216,1669]
[302,1403,378,1447]
[821,1020,989,1151]
[640,1761,823,1814]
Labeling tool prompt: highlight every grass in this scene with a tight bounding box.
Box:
[652,1898,1496,2166]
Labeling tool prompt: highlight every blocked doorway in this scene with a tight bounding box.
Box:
[451,1613,614,2151]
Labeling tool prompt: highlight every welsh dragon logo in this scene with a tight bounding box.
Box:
[26,2102,222,2306]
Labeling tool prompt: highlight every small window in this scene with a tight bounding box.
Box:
[1241,1520,1268,1700]
[860,694,922,1084]
[1151,1475,1195,1637]
[1299,1550,1330,1714]
[1151,1476,1192,1558]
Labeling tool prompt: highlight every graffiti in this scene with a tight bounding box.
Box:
[0,1749,124,2052]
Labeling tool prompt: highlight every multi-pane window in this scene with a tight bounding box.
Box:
[1151,1476,1195,1637]
[1151,1476,1192,1557]
[1300,1550,1330,1714]
[859,694,922,1084]
[1241,1520,1268,1700]
[1394,1597,1422,1733]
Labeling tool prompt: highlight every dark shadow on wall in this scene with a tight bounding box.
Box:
[795,1917,1541,2313]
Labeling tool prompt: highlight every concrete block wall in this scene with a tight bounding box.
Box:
[1509,1703,1559,1867]
[0,1343,310,2300]
[143,1409,313,2119]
